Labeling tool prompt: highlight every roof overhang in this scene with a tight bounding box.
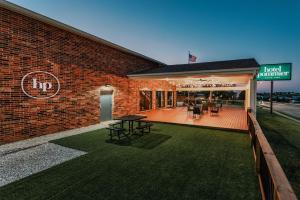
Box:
[128,67,258,79]
[176,86,247,91]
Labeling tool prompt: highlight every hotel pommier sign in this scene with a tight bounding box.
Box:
[257,63,292,81]
[256,63,292,114]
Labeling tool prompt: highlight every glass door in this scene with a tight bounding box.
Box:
[156,91,165,108]
[167,91,174,107]
[140,91,152,111]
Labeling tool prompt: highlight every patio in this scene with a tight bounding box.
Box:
[141,106,248,131]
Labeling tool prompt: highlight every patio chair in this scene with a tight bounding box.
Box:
[202,104,208,113]
[210,106,219,116]
[216,103,222,110]
[187,105,194,114]
[193,106,201,118]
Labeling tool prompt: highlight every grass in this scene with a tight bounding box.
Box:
[0,123,259,200]
[275,110,300,121]
[257,108,300,197]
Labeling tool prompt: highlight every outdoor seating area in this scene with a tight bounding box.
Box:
[187,100,223,118]
[142,105,248,131]
[107,115,153,141]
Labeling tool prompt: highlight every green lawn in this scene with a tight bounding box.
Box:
[257,108,300,197]
[0,123,259,200]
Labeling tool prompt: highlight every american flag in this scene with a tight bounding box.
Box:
[188,53,197,63]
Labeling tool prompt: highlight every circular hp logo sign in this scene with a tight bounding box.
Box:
[21,71,60,99]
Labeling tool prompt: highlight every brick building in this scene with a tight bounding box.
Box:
[0,1,176,143]
[0,1,258,143]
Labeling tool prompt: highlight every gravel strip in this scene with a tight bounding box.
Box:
[0,120,118,187]
[0,143,86,187]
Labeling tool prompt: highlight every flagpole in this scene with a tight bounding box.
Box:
[188,51,190,64]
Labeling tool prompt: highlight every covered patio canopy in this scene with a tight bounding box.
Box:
[128,58,259,114]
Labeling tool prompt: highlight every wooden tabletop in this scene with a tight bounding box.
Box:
[115,115,146,121]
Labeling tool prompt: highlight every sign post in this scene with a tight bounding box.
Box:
[270,80,273,114]
[257,63,292,114]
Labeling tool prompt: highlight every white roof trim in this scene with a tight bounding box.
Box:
[0,0,165,65]
[128,67,258,78]
[176,86,247,91]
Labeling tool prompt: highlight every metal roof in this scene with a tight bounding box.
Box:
[128,58,259,77]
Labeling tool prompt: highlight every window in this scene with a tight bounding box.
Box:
[167,91,174,107]
[156,91,165,108]
[140,91,152,111]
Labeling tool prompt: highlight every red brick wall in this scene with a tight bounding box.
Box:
[0,7,174,143]
[128,79,176,114]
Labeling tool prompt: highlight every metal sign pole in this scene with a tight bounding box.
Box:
[270,80,273,114]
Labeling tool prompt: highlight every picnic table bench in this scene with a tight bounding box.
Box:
[107,115,153,140]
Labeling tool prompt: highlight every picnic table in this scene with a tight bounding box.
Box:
[115,115,146,134]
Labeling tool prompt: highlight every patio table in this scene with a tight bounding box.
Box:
[115,115,147,134]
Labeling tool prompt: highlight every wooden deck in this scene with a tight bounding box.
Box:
[140,106,248,131]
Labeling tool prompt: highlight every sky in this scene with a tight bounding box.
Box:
[8,0,300,92]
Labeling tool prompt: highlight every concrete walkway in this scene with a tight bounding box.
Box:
[0,121,114,156]
[0,121,115,187]
[0,143,86,187]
